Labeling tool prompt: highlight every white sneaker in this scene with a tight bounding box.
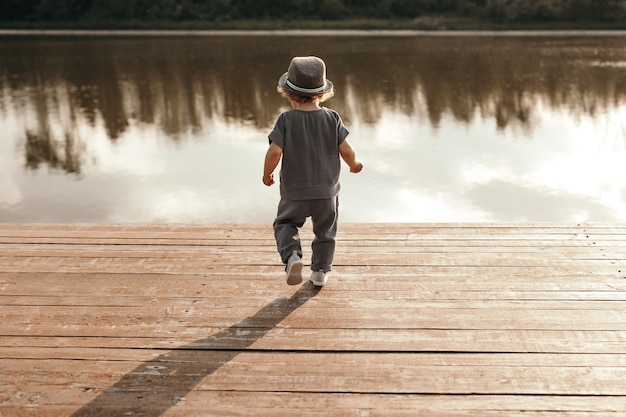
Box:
[285,250,303,285]
[310,269,328,287]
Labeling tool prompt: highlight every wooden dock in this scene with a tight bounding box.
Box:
[1,223,625,416]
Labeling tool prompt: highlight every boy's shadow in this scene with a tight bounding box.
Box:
[71,283,320,416]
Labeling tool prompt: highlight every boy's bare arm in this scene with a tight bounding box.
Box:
[339,140,363,173]
[263,142,283,186]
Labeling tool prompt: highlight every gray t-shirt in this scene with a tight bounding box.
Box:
[269,107,349,200]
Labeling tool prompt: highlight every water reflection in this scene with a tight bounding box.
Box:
[1,35,625,222]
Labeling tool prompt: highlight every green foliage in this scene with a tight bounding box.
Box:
[1,0,625,25]
[481,0,626,22]
[0,0,38,20]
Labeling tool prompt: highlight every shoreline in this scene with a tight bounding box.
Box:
[2,29,626,37]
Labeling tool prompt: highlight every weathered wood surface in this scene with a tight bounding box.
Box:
[1,223,625,416]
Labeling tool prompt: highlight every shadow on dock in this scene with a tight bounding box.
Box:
[70,282,320,416]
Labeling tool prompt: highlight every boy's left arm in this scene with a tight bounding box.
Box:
[263,142,283,186]
[339,140,363,173]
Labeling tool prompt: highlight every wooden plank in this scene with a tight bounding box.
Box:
[3,305,626,330]
[3,293,626,307]
[1,245,621,261]
[1,222,625,233]
[2,328,626,353]
[2,312,624,332]
[2,353,626,395]
[2,272,625,293]
[2,223,626,241]
[1,390,624,416]
[0,258,623,275]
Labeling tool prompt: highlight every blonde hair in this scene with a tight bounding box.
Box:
[277,86,335,104]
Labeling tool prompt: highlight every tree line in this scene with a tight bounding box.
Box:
[2,0,625,25]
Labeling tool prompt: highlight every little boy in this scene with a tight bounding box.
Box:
[263,56,363,287]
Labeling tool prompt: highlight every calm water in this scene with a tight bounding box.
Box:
[1,34,626,223]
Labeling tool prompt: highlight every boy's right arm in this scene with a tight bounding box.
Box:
[339,140,363,173]
[263,142,283,186]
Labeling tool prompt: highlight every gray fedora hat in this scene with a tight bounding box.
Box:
[278,56,334,97]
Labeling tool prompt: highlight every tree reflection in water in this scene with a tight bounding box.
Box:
[0,34,625,221]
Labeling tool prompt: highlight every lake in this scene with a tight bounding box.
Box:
[1,32,625,223]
